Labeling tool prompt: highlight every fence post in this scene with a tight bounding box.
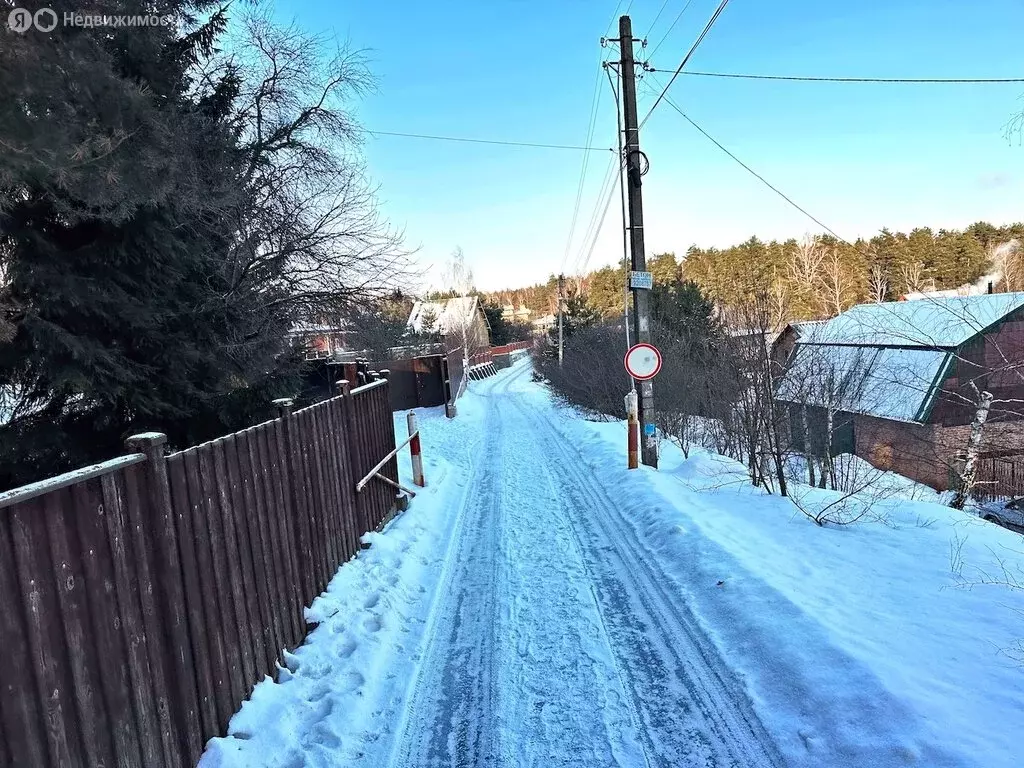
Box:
[624,392,639,470]
[407,412,425,487]
[441,355,457,418]
[124,432,201,764]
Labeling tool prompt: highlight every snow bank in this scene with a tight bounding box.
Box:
[200,384,489,767]
[545,394,1024,768]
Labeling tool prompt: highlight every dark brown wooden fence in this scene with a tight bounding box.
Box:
[0,379,399,767]
[971,454,1024,503]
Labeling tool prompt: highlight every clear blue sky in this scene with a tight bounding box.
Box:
[274,0,1024,291]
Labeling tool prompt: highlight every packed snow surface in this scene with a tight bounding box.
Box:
[201,358,1024,768]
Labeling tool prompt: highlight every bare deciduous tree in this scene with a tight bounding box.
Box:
[868,263,889,303]
[204,15,413,365]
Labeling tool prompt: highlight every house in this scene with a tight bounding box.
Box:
[531,313,556,333]
[407,296,491,354]
[501,304,533,324]
[288,321,353,361]
[773,294,1024,490]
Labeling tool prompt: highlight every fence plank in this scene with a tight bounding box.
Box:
[212,439,259,693]
[321,404,345,570]
[128,436,203,765]
[283,410,316,604]
[310,405,340,572]
[263,422,303,647]
[332,399,359,560]
[121,463,181,767]
[166,455,219,743]
[74,477,143,768]
[0,512,48,768]
[244,427,285,664]
[297,409,329,592]
[235,429,278,675]
[349,392,370,535]
[325,400,356,562]
[8,499,84,768]
[101,473,164,768]
[181,449,233,733]
[253,424,295,650]
[44,487,115,768]
[195,446,247,714]
[309,408,334,587]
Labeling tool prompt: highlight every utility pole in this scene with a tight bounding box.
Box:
[557,272,565,366]
[619,15,657,468]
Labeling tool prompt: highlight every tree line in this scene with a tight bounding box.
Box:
[486,221,1023,327]
[0,3,408,487]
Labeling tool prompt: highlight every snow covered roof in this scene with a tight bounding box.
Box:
[801,293,1024,349]
[407,296,481,335]
[288,321,351,335]
[777,343,950,422]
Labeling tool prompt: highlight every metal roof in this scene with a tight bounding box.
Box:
[800,293,1024,349]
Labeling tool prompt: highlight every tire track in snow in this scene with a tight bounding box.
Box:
[387,362,648,767]
[507,392,786,768]
[385,378,508,767]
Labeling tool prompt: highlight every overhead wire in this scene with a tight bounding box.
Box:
[364,130,612,152]
[646,70,1024,84]
[640,0,731,128]
[571,154,622,276]
[562,1,636,275]
[561,68,607,272]
[647,0,696,59]
[644,0,673,41]
[642,77,851,244]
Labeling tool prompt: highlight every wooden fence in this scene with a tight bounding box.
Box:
[0,378,399,767]
[971,454,1024,503]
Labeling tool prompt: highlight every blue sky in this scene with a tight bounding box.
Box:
[274,0,1024,291]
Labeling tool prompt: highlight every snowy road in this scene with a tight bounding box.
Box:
[386,364,783,768]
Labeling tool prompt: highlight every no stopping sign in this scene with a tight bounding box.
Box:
[624,343,662,381]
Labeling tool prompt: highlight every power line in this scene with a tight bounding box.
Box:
[647,70,1024,84]
[647,0,696,59]
[572,154,621,276]
[644,0,672,41]
[364,130,613,152]
[640,0,731,128]
[648,84,852,244]
[562,61,608,272]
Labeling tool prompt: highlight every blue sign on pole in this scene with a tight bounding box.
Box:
[644,423,656,437]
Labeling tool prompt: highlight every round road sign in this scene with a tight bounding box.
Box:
[624,342,662,381]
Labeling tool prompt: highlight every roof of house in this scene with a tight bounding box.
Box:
[776,293,1024,423]
[777,343,950,423]
[408,296,481,335]
[798,293,1024,349]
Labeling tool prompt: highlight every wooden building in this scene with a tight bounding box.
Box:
[774,294,1024,490]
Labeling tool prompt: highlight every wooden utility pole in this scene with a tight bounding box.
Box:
[557,272,565,366]
[619,15,657,468]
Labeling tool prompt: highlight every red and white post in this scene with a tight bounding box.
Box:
[625,390,639,470]
[407,412,426,487]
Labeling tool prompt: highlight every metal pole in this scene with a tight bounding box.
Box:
[619,14,657,468]
[407,412,425,487]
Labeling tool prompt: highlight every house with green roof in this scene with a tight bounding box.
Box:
[773,294,1024,490]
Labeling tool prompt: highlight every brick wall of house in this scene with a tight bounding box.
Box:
[854,413,1024,490]
[853,414,946,488]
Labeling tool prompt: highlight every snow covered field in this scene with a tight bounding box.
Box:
[201,358,1024,768]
